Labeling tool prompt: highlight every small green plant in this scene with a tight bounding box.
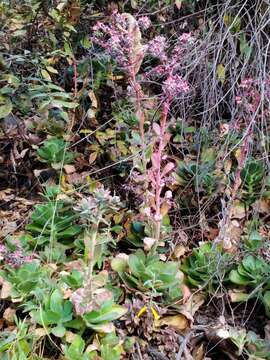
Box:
[82,300,127,333]
[64,332,123,360]
[0,317,39,359]
[229,255,270,287]
[64,335,92,360]
[225,328,270,359]
[0,262,54,301]
[26,187,81,247]
[112,249,182,300]
[175,158,218,196]
[240,160,264,205]
[29,82,78,121]
[61,270,84,290]
[30,289,74,338]
[73,187,122,312]
[229,255,270,315]
[181,242,232,291]
[37,137,76,168]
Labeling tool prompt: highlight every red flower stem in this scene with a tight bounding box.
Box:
[130,72,146,170]
[154,98,171,243]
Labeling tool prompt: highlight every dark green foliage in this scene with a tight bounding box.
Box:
[37,137,76,167]
[26,194,81,246]
[230,255,270,315]
[30,289,74,337]
[112,249,182,300]
[240,160,265,204]
[229,255,270,286]
[181,242,232,291]
[0,262,54,300]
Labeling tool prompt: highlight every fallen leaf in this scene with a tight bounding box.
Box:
[143,237,156,251]
[193,343,205,360]
[65,331,77,343]
[156,314,189,331]
[0,281,12,299]
[173,245,186,259]
[3,308,16,325]
[229,290,249,302]
[64,165,76,174]
[33,328,47,337]
[178,293,205,322]
[231,200,246,219]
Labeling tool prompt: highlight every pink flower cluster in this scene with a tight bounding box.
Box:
[138,16,151,30]
[162,74,190,98]
[92,16,133,70]
[92,12,146,75]
[236,78,263,113]
[0,243,33,268]
[147,36,167,62]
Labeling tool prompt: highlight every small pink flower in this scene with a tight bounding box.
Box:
[179,32,194,44]
[162,74,189,97]
[138,16,151,30]
[148,36,167,62]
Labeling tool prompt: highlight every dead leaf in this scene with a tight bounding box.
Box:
[178,293,205,322]
[192,343,205,360]
[0,281,12,299]
[89,152,98,165]
[3,308,16,325]
[64,165,76,174]
[231,200,246,219]
[264,321,270,340]
[253,199,270,214]
[173,245,186,259]
[229,290,249,302]
[156,314,189,331]
[143,237,156,251]
[65,331,77,343]
[33,327,47,337]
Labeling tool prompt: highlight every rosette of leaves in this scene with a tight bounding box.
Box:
[175,158,218,196]
[111,250,182,300]
[229,255,270,315]
[0,261,54,301]
[26,186,81,246]
[181,242,232,292]
[37,137,76,169]
[30,289,75,337]
[240,160,264,205]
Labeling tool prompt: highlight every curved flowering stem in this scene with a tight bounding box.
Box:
[92,13,191,248]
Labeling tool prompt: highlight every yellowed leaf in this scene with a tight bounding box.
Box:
[89,152,98,165]
[46,66,58,74]
[3,308,16,325]
[217,64,225,83]
[0,281,12,299]
[41,69,51,81]
[178,293,205,322]
[88,90,98,109]
[155,314,189,331]
[33,328,47,337]
[173,245,186,259]
[65,331,77,343]
[64,164,76,174]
